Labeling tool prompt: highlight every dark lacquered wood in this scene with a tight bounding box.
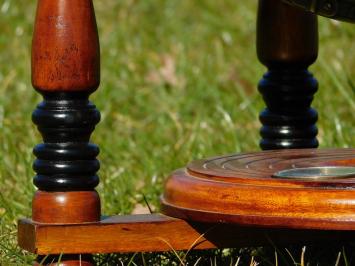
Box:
[162,149,355,229]
[283,0,355,23]
[257,0,319,150]
[32,92,100,192]
[29,0,101,264]
[18,214,355,255]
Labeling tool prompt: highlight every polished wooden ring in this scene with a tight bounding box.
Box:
[161,148,355,230]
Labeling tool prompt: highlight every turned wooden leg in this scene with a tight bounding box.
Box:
[35,255,95,266]
[31,0,101,265]
[257,0,319,150]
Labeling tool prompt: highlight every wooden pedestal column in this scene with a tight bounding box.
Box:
[31,0,101,265]
[257,0,319,150]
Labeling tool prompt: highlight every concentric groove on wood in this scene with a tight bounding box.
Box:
[162,149,355,229]
[187,149,355,185]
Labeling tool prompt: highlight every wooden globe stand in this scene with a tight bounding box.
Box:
[17,0,354,265]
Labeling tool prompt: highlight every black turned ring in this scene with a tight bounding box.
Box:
[32,92,101,192]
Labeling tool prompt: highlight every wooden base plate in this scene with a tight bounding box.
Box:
[18,214,355,255]
[161,149,355,230]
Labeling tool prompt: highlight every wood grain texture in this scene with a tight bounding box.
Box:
[32,0,100,92]
[162,149,355,229]
[32,191,101,224]
[18,214,355,255]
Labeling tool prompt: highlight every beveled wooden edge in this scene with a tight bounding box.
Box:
[161,199,355,231]
[162,149,355,229]
[18,214,355,255]
[18,214,215,254]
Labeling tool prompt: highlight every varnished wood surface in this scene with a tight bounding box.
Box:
[162,149,355,229]
[32,0,100,92]
[33,191,101,224]
[30,0,101,264]
[18,214,214,254]
[18,214,355,255]
[20,0,353,262]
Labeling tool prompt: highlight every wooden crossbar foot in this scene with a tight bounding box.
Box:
[18,214,355,255]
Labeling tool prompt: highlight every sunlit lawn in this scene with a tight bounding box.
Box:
[0,0,354,265]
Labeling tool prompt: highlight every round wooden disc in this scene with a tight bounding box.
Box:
[161,148,355,230]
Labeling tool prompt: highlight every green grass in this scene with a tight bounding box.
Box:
[0,0,354,265]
